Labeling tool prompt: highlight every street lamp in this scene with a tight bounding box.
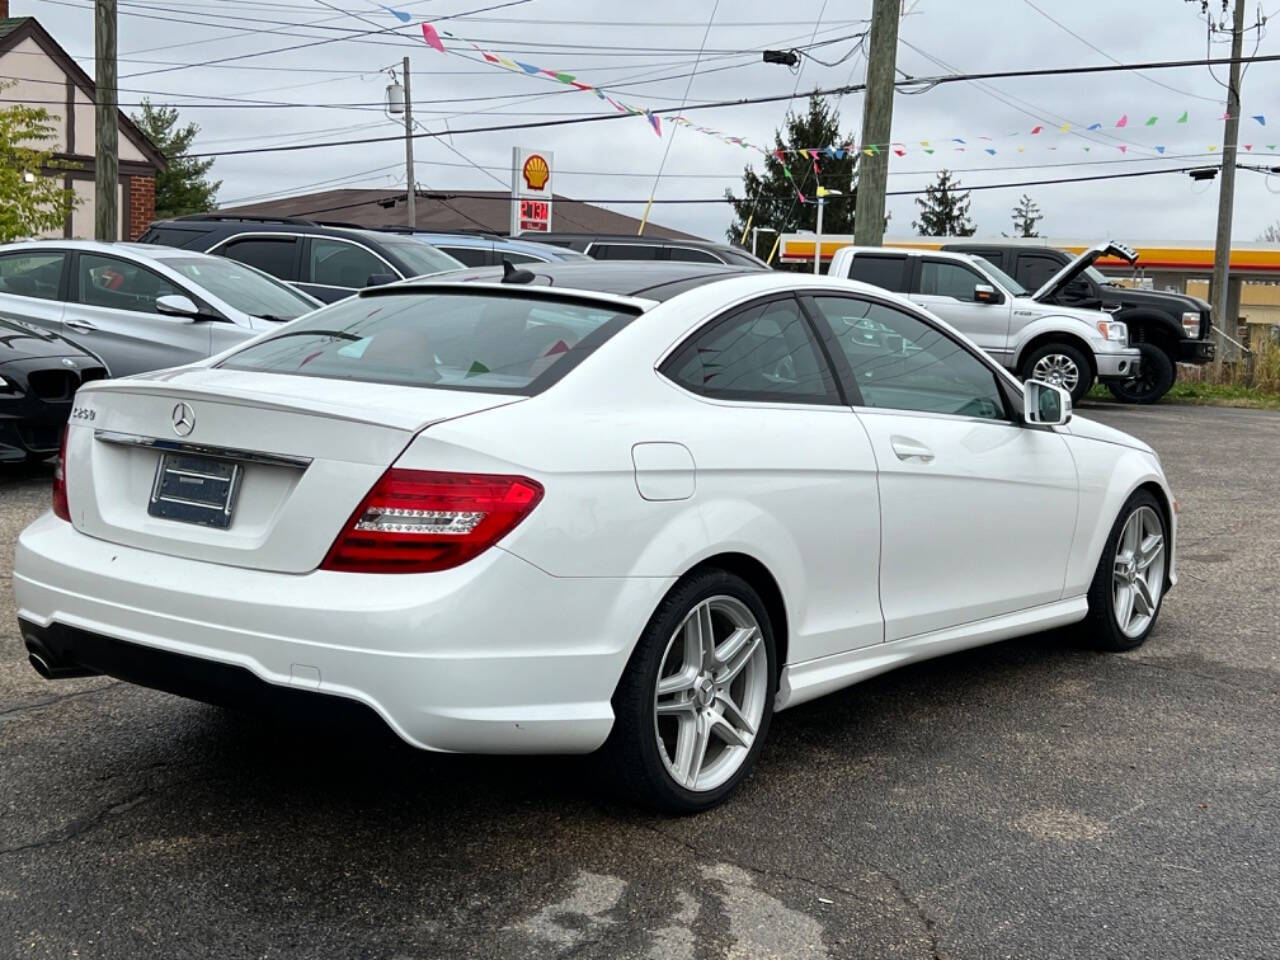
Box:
[814,186,842,275]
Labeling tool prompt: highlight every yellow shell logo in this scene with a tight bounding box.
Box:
[522,154,550,191]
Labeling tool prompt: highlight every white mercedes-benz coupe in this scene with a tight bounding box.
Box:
[13,262,1175,812]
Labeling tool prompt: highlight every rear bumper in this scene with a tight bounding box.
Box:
[14,512,673,754]
[1177,339,1216,363]
[1095,348,1142,382]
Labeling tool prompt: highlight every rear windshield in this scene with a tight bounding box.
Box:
[217,290,638,394]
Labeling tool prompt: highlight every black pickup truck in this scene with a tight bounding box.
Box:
[942,241,1215,404]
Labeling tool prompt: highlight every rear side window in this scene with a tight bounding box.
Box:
[218,291,638,394]
[217,237,299,282]
[591,243,659,261]
[1019,254,1066,292]
[662,296,839,404]
[497,251,546,265]
[848,254,908,293]
[0,251,65,301]
[139,227,206,249]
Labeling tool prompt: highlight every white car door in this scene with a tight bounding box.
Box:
[0,250,67,337]
[805,294,1077,642]
[66,252,214,377]
[908,257,1014,363]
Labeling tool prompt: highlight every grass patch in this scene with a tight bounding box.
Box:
[1085,380,1280,409]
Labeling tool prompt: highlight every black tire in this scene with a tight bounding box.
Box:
[1077,490,1168,652]
[601,569,777,813]
[1020,342,1094,405]
[1106,342,1176,405]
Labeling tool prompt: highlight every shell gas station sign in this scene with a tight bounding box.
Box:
[510,147,553,235]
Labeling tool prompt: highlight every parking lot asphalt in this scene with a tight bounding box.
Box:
[2,402,1278,960]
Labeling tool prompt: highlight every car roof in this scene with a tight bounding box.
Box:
[146,216,410,246]
[392,261,759,302]
[0,239,227,263]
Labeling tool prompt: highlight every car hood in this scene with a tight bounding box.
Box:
[1060,413,1154,455]
[0,316,95,363]
[1097,283,1210,314]
[1033,241,1138,302]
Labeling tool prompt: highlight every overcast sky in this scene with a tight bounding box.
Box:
[19,0,1280,244]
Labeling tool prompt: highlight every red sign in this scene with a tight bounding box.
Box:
[519,198,550,231]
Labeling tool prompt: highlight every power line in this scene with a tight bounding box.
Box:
[186,49,1280,159]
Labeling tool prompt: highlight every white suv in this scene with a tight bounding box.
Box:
[828,246,1141,403]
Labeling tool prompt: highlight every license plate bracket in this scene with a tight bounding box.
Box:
[147,452,242,529]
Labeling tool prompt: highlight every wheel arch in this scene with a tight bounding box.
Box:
[1016,330,1098,378]
[1135,479,1176,590]
[1121,312,1182,353]
[680,552,789,669]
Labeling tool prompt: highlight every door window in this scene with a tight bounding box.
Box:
[590,243,660,261]
[0,251,65,301]
[848,254,909,292]
[915,259,986,301]
[662,296,839,404]
[667,246,722,263]
[309,238,388,289]
[76,254,182,314]
[1019,254,1067,293]
[810,296,1007,420]
[498,251,546,265]
[439,245,491,267]
[216,237,299,281]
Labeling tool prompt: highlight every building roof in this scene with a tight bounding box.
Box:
[0,16,166,171]
[224,188,702,240]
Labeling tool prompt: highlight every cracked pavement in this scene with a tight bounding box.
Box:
[2,402,1278,959]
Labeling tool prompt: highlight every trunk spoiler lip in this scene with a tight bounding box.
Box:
[72,377,527,434]
[1032,241,1139,302]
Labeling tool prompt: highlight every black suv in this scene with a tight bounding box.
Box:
[943,241,1215,404]
[137,215,463,303]
[533,233,769,269]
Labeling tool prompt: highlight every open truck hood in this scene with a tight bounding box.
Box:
[1032,241,1138,303]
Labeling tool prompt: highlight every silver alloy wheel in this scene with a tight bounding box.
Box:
[1031,353,1082,392]
[1112,505,1166,638]
[653,595,768,792]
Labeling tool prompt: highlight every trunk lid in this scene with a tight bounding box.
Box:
[1032,241,1138,302]
[65,367,521,573]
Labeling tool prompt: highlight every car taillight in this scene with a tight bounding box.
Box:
[52,428,70,521]
[321,469,543,574]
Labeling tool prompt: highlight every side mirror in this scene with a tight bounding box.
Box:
[1023,379,1072,426]
[365,273,397,288]
[974,283,1000,304]
[155,294,200,320]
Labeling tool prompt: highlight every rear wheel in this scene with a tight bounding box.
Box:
[602,570,776,813]
[1078,490,1168,652]
[1107,342,1176,404]
[1021,342,1093,405]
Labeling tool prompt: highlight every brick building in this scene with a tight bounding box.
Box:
[0,2,165,239]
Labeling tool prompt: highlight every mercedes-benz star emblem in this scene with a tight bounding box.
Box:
[171,402,196,437]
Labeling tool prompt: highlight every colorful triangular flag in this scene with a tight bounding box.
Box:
[1177,111,1188,123]
[1116,114,1128,128]
[420,22,445,53]
[1253,115,1266,125]
[1087,122,1102,130]
[1145,116,1158,126]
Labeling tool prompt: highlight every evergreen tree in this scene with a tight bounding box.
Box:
[1010,193,1042,237]
[0,83,78,242]
[725,94,857,258]
[131,99,220,218]
[912,169,976,237]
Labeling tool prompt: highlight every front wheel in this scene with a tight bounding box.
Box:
[1106,343,1176,404]
[1021,342,1094,405]
[602,570,776,813]
[1077,491,1168,652]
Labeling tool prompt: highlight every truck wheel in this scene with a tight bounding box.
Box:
[1021,342,1093,405]
[1107,343,1175,405]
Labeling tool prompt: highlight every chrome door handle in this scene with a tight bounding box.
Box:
[65,319,99,332]
[891,436,935,463]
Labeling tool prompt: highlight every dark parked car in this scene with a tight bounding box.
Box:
[941,241,1216,404]
[0,316,107,463]
[532,233,770,269]
[136,215,463,303]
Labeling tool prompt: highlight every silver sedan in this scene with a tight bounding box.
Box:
[0,240,320,377]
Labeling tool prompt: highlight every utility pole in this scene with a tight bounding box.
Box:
[1209,0,1246,360]
[852,0,900,247]
[401,56,416,228]
[94,0,118,241]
